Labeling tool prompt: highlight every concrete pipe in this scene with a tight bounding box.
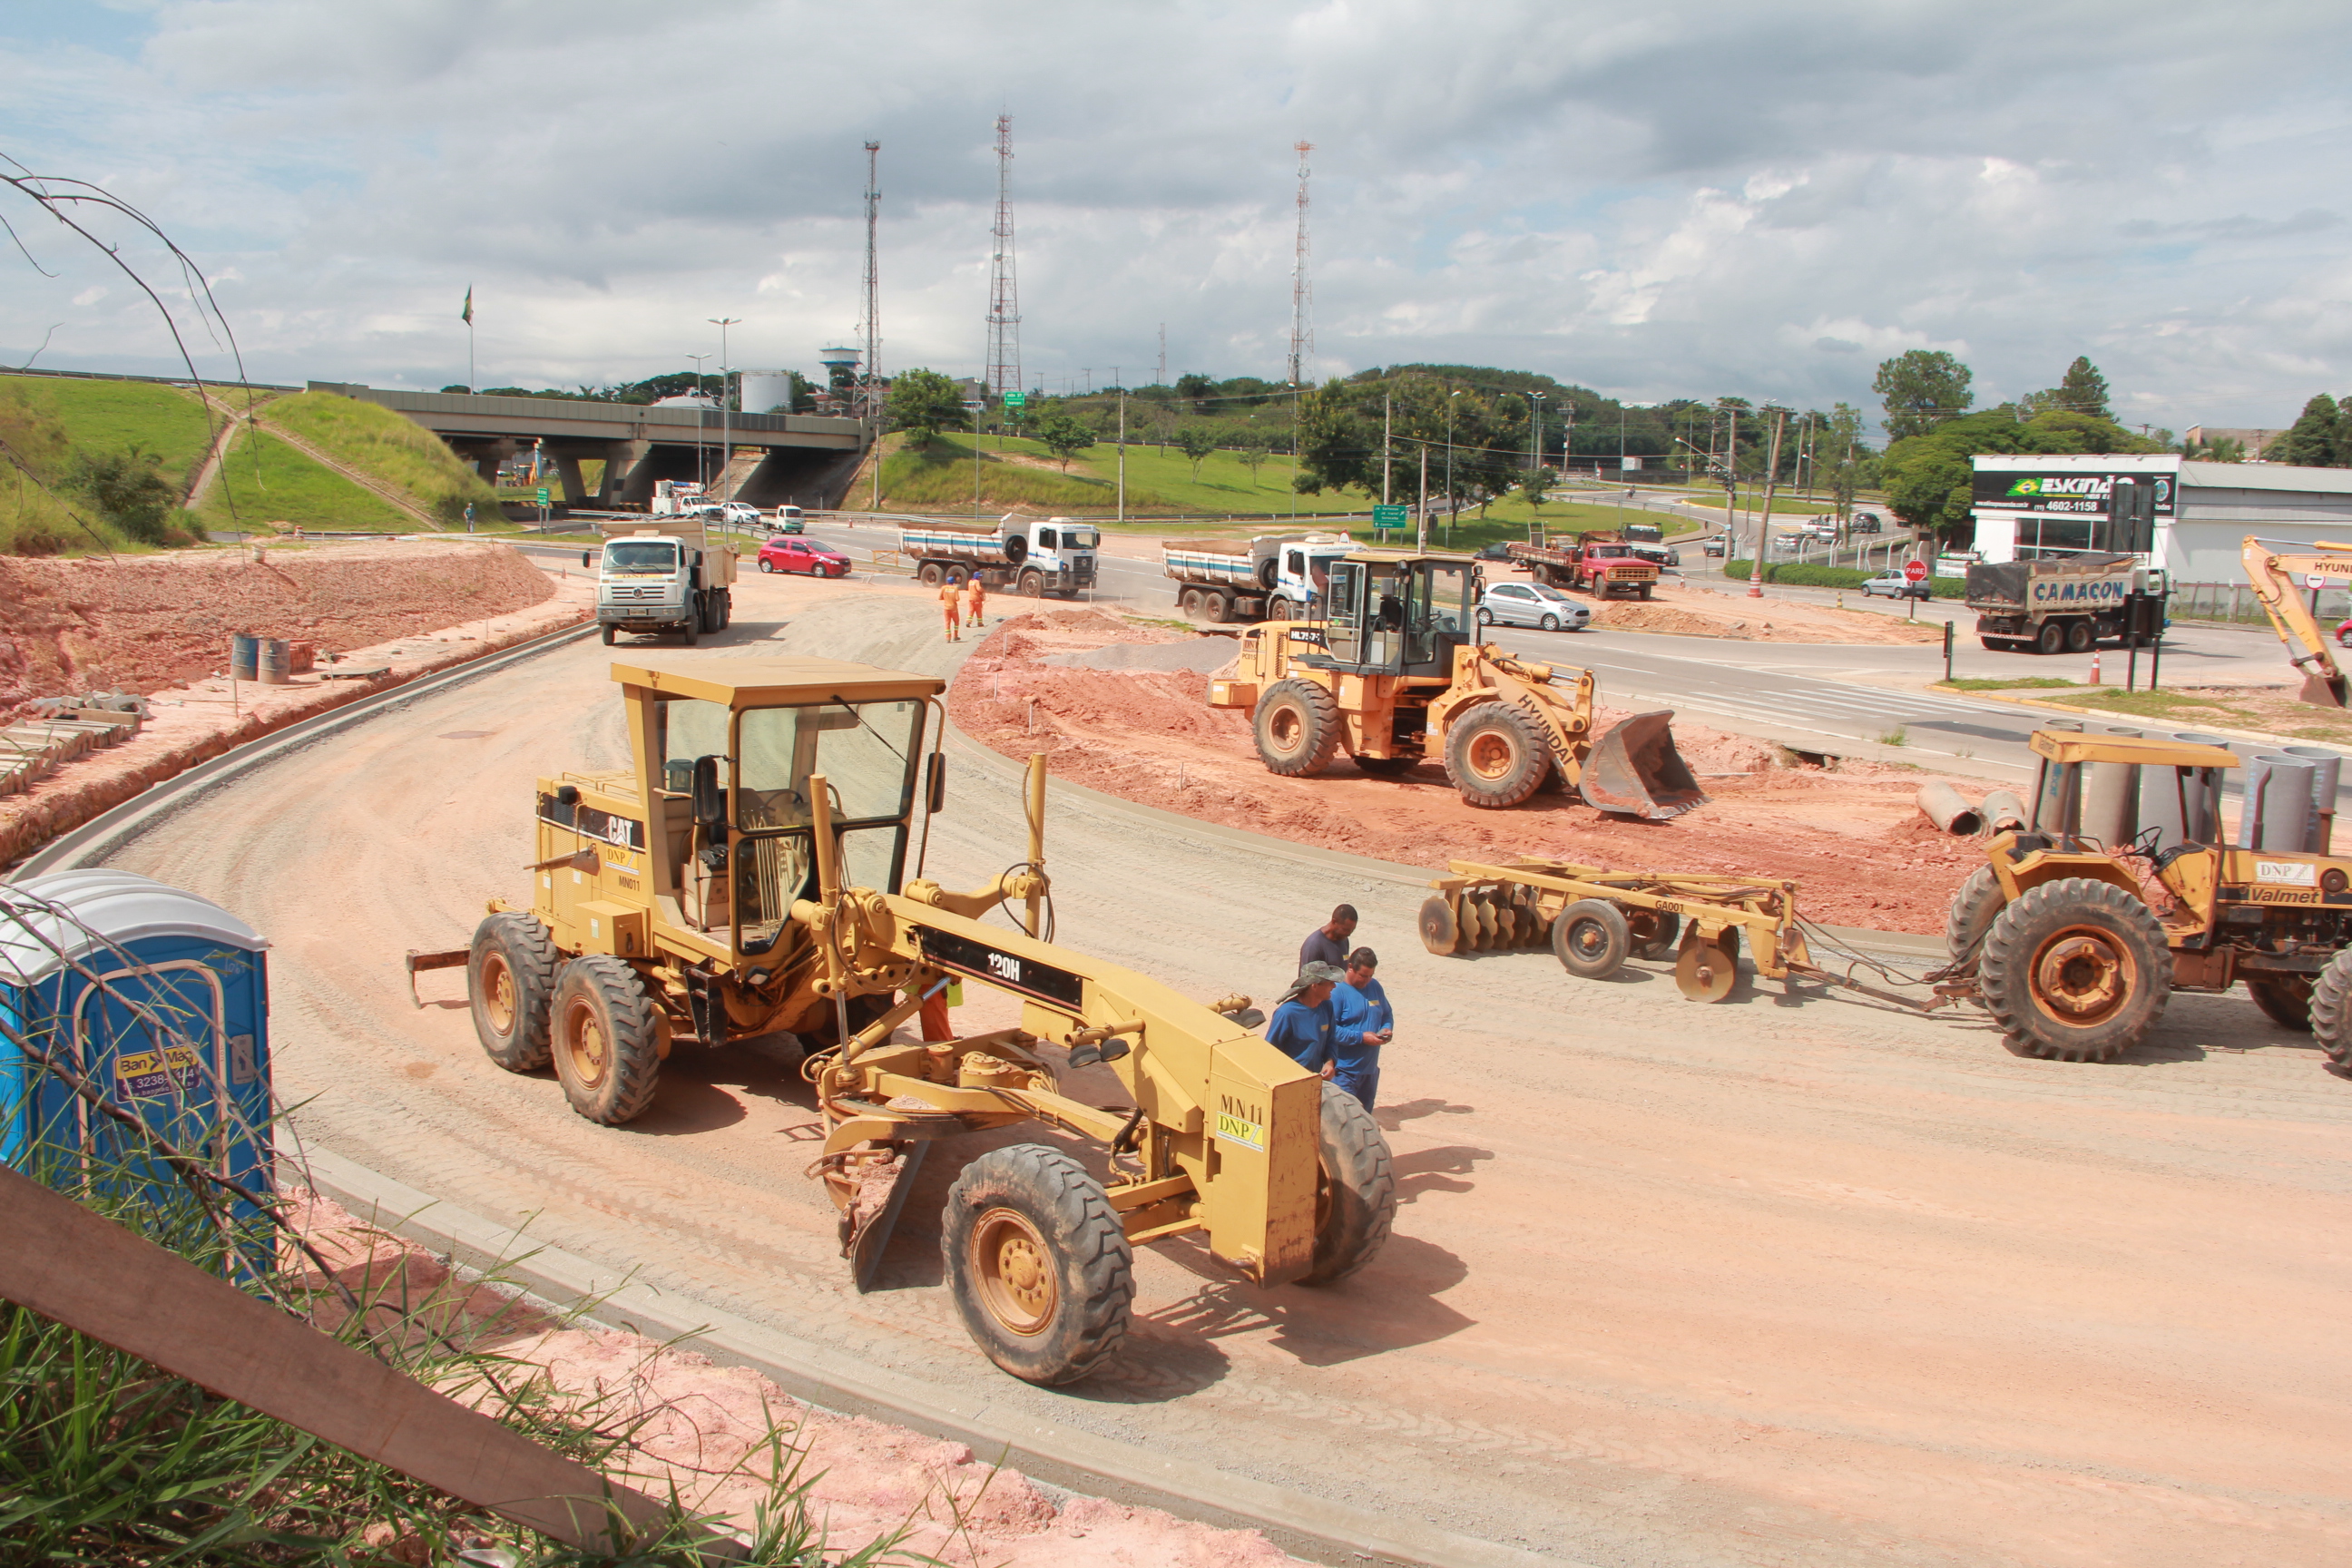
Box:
[1980,789,2027,833]
[2031,720,2085,829]
[2281,745,2342,854]
[2172,733,2229,844]
[1916,780,1985,836]
[2252,757,2315,853]
[2083,729,2142,850]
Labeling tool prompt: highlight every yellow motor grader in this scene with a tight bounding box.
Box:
[407,656,1394,1386]
[1208,547,1706,816]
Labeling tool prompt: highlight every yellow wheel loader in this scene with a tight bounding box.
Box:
[1943,728,2352,1070]
[1208,548,1708,817]
[407,657,1394,1387]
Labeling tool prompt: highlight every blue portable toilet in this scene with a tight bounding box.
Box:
[0,871,273,1242]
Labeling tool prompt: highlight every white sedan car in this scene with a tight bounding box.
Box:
[1476,581,1592,632]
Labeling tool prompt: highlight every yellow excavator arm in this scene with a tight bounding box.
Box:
[2242,534,2352,708]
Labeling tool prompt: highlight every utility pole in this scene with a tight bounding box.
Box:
[708,316,740,501]
[1749,407,1785,599]
[985,115,1022,399]
[1527,391,1544,474]
[1446,389,1460,542]
[1416,441,1429,553]
[1115,370,1125,524]
[1288,141,1314,388]
[862,141,883,511]
[1157,323,1166,389]
[1381,392,1392,506]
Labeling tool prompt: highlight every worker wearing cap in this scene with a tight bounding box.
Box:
[1264,961,1345,1073]
[965,573,987,632]
[1328,948,1394,1110]
[940,580,963,642]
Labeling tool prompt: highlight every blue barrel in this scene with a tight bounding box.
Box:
[1,871,273,1272]
[229,634,260,682]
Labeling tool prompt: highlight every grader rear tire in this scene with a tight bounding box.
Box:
[1254,680,1341,777]
[2309,949,2352,1069]
[1416,895,1460,955]
[550,956,663,1124]
[2248,975,2316,1032]
[1945,865,2006,962]
[942,1145,1133,1386]
[469,914,557,1072]
[1553,898,1632,980]
[1978,878,2171,1062]
[1443,702,1550,808]
[1298,1081,1397,1287]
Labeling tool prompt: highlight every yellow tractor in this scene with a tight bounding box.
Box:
[407,656,1395,1385]
[1209,547,1706,817]
[1945,728,2352,1069]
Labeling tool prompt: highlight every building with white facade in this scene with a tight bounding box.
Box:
[1971,454,2352,583]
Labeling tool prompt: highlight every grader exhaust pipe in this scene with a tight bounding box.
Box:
[1582,711,1709,819]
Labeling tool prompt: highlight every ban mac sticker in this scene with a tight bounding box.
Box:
[1214,1109,1267,1152]
[114,1042,203,1100]
[2256,860,2318,886]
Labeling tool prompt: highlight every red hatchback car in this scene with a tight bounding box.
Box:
[758,538,850,578]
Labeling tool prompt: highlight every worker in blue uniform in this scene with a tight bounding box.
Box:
[1265,961,1345,1072]
[1328,948,1394,1110]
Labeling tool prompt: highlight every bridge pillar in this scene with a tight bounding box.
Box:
[554,455,589,507]
[601,439,655,505]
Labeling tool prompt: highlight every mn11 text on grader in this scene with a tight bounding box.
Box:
[407,657,1396,1385]
[1943,728,2352,1070]
[1208,548,1706,818]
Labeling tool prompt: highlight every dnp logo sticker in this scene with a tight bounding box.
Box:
[2255,860,2318,887]
[1214,1094,1268,1152]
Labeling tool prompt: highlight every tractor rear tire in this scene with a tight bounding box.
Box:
[469,914,558,1072]
[1298,1080,1397,1287]
[1553,897,1632,979]
[1945,865,2006,962]
[942,1145,1132,1386]
[550,956,664,1124]
[1416,895,1460,955]
[1444,701,1550,808]
[1254,680,1341,777]
[2309,949,2352,1068]
[2248,975,2316,1032]
[1979,877,2171,1063]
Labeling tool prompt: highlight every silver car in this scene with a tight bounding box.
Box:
[1476,581,1592,632]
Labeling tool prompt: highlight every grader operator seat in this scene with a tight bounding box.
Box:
[1319,554,1477,677]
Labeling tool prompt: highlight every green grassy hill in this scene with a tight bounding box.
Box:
[1,375,217,487]
[0,377,214,554]
[196,428,411,534]
[262,391,501,528]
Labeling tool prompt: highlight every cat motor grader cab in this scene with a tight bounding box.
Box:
[1209,547,1707,818]
[404,657,1394,1385]
[1942,726,2352,1071]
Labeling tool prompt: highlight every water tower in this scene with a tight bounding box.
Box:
[818,346,861,400]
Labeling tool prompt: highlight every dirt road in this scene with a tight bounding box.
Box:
[99,569,2352,1566]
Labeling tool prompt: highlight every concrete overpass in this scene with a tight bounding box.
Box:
[304,383,868,509]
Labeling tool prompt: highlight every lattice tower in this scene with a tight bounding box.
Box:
[985,115,1023,398]
[861,142,882,426]
[1288,141,1314,387]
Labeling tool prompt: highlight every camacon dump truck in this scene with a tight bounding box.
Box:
[1965,553,2166,654]
[595,519,737,646]
[1507,533,1658,599]
[899,516,1099,599]
[1163,531,1357,622]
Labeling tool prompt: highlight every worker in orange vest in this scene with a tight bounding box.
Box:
[965,573,987,632]
[940,579,963,642]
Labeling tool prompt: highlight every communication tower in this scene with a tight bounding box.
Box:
[861,142,882,428]
[985,116,1023,399]
[1288,141,1314,387]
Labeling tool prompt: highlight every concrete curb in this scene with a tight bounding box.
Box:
[299,1149,1575,1568]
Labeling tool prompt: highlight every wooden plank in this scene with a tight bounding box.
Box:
[0,1166,731,1558]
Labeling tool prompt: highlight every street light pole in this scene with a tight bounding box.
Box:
[686,353,711,492]
[708,317,741,502]
[1527,391,1545,475]
[1446,389,1461,544]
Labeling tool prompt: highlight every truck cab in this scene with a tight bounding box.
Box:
[596,523,736,646]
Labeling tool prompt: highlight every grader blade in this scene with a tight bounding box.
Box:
[1583,711,1709,819]
[849,1142,929,1293]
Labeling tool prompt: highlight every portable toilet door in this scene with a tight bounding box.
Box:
[0,872,272,1255]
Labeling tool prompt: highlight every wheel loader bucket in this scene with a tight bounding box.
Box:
[1582,710,1710,819]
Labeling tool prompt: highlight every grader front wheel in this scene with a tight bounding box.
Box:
[469,914,558,1071]
[550,956,664,1124]
[942,1145,1133,1386]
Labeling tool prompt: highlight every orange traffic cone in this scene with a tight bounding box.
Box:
[2089,650,2102,685]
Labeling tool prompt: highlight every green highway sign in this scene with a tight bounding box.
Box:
[1373,505,1408,529]
[1004,390,1027,409]
[535,485,552,505]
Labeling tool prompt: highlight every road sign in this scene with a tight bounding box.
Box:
[1903,559,1928,583]
[535,485,551,506]
[1373,504,1408,530]
[1004,391,1027,409]
[2308,573,2334,591]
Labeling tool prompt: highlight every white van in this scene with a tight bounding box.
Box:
[769,505,807,535]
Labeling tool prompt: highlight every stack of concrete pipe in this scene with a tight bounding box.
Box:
[2238,747,2341,854]
[1916,781,2026,838]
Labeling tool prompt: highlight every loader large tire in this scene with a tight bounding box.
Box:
[1444,701,1550,808]
[943,1145,1132,1386]
[469,913,557,1072]
[2248,975,2315,1032]
[2309,949,2352,1068]
[1945,865,2006,962]
[1298,1080,1397,1287]
[550,956,664,1124]
[1254,680,1341,777]
[1979,878,2171,1063]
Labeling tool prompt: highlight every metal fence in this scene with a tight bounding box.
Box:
[2171,581,2352,628]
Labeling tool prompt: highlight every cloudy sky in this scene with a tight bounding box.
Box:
[5,0,2348,435]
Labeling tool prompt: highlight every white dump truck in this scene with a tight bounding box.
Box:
[898,515,1100,599]
[1162,531,1357,622]
[1966,553,2167,654]
[595,519,737,646]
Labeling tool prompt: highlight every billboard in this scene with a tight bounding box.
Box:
[1971,470,2175,517]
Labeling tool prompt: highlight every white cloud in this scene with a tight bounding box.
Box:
[0,0,2347,432]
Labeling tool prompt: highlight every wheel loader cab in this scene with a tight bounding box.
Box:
[1318,552,1478,678]
[613,659,943,965]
